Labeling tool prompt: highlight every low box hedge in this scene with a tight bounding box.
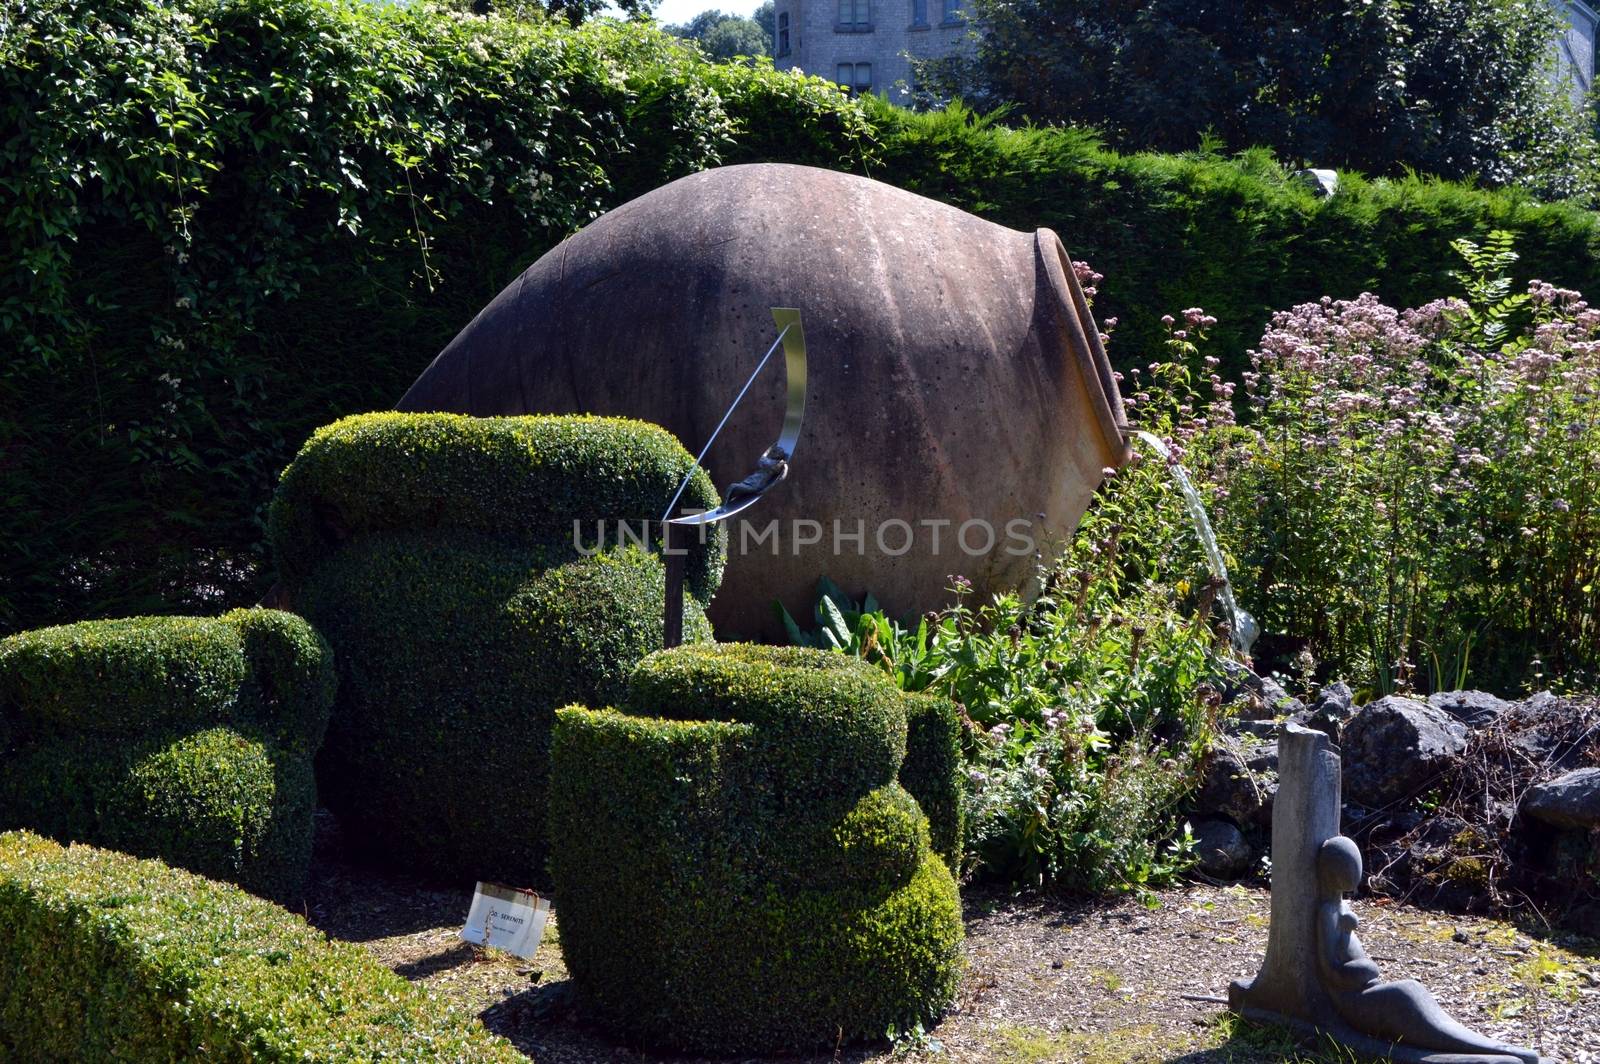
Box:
[0,830,524,1062]
[549,644,963,1053]
[0,608,333,900]
[270,413,721,886]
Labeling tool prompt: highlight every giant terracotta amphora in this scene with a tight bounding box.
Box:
[399,163,1131,639]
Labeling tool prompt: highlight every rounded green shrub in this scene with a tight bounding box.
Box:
[0,616,246,739]
[269,412,724,600]
[549,645,964,1054]
[223,605,338,756]
[107,729,316,902]
[0,831,525,1063]
[900,692,965,872]
[0,609,332,900]
[271,413,721,886]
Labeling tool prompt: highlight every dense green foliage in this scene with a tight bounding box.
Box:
[269,412,724,597]
[788,538,1221,894]
[274,413,718,885]
[0,609,332,899]
[866,103,1600,377]
[7,0,1600,638]
[919,0,1598,201]
[0,0,866,634]
[0,830,525,1062]
[549,644,963,1052]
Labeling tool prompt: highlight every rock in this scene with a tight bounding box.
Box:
[1291,168,1339,198]
[1522,690,1558,714]
[1216,660,1305,720]
[1501,693,1594,768]
[1522,768,1600,830]
[1315,682,1355,717]
[1427,690,1510,729]
[1193,736,1278,831]
[1230,718,1281,740]
[1293,681,1357,741]
[395,163,1132,640]
[1341,696,1470,809]
[1193,818,1254,879]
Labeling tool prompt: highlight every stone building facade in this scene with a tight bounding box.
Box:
[771,0,971,104]
[1556,0,1598,105]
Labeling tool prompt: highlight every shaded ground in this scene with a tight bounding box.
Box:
[304,814,1599,1064]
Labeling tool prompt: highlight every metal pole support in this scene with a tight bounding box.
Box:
[663,520,685,649]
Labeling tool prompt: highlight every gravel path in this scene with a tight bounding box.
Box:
[304,816,1598,1064]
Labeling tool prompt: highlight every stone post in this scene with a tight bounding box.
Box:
[1229,722,1342,1023]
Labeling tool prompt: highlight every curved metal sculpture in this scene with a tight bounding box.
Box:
[399,163,1131,638]
[663,308,807,646]
[664,308,807,527]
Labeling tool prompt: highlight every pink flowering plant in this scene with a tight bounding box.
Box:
[1193,232,1600,694]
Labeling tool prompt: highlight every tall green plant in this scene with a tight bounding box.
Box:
[1197,235,1600,693]
[916,0,1598,202]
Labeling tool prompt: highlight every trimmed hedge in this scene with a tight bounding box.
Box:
[549,644,963,1053]
[0,609,333,900]
[0,831,524,1062]
[0,616,246,738]
[901,693,965,873]
[864,102,1600,378]
[273,413,719,885]
[268,412,724,600]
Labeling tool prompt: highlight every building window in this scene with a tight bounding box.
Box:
[941,0,961,21]
[777,10,790,55]
[910,0,927,25]
[837,0,869,30]
[835,62,872,94]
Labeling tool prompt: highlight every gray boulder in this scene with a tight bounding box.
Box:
[1294,681,1358,741]
[1193,736,1279,831]
[1501,692,1592,768]
[1522,768,1600,830]
[1427,690,1510,729]
[1217,660,1305,721]
[1342,696,1470,809]
[1192,818,1254,879]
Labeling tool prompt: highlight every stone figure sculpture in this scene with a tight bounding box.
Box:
[1314,836,1540,1063]
[1232,724,1547,1064]
[398,163,1131,638]
[721,444,790,507]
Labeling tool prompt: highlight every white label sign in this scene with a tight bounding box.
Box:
[460,882,550,960]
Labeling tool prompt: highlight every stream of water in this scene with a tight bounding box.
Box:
[1132,430,1259,655]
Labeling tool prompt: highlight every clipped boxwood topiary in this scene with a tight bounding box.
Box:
[0,831,525,1062]
[901,692,965,873]
[268,412,723,885]
[549,644,964,1053]
[0,609,333,900]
